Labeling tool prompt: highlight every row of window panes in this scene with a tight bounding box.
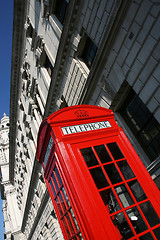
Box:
[80,143,160,239]
[81,143,136,188]
[81,142,125,168]
[49,165,83,239]
[109,201,160,239]
[43,136,53,167]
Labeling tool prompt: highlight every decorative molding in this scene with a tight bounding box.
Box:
[44,0,84,117]
[9,0,27,184]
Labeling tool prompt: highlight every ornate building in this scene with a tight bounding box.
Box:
[0,0,160,239]
[0,114,24,239]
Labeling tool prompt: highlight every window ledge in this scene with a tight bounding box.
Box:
[49,14,62,39]
[40,68,51,90]
[76,58,90,76]
[27,37,32,45]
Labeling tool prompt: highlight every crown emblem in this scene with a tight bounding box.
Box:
[74,110,89,118]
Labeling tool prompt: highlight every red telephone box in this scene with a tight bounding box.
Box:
[37,105,160,240]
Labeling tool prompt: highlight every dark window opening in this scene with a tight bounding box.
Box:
[77,33,98,69]
[60,96,68,109]
[26,24,33,39]
[43,54,54,78]
[81,147,99,167]
[121,89,160,162]
[54,0,68,25]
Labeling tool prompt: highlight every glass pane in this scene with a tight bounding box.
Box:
[43,136,53,166]
[51,173,59,191]
[65,213,75,235]
[139,232,154,240]
[100,189,121,213]
[56,197,63,216]
[81,147,99,167]
[104,164,123,184]
[126,207,147,234]
[61,187,71,208]
[111,212,134,239]
[128,180,147,202]
[107,142,124,160]
[58,192,66,212]
[77,232,84,240]
[123,90,160,161]
[72,237,77,240]
[114,184,134,208]
[117,160,135,180]
[140,201,160,227]
[55,166,63,186]
[139,120,160,160]
[70,208,80,231]
[49,179,56,197]
[89,167,109,189]
[94,145,112,163]
[153,227,160,239]
[62,216,70,237]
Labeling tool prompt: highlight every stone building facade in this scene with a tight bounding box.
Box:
[0,114,24,239]
[1,0,160,239]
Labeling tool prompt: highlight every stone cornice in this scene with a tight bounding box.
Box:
[44,0,84,117]
[9,0,27,183]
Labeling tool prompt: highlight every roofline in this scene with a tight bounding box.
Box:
[9,0,28,184]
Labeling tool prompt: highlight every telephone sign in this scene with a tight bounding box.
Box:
[61,120,111,135]
[37,105,160,240]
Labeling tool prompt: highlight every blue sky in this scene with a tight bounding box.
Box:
[0,0,13,238]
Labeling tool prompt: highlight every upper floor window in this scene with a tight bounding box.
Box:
[52,0,68,25]
[42,52,54,78]
[26,23,33,39]
[121,90,160,162]
[77,33,98,69]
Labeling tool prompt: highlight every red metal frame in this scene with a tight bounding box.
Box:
[37,105,160,240]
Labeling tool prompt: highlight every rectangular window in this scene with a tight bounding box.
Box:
[26,23,33,39]
[77,33,98,69]
[121,90,160,162]
[52,0,68,25]
[43,54,54,78]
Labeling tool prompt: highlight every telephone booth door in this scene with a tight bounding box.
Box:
[37,105,160,240]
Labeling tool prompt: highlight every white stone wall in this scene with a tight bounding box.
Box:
[0,114,25,239]
[12,0,65,239]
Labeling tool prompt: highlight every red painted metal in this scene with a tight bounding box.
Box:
[37,105,160,240]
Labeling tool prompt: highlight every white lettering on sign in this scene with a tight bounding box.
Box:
[61,121,111,135]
